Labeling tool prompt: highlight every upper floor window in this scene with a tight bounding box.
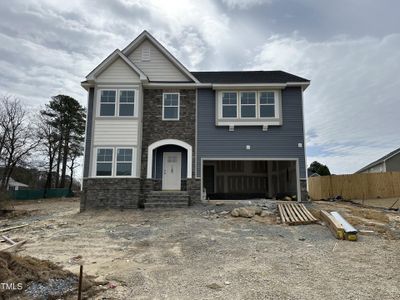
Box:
[240,92,256,118]
[100,90,116,116]
[119,90,135,116]
[98,89,137,117]
[259,91,275,118]
[222,92,237,118]
[163,93,180,120]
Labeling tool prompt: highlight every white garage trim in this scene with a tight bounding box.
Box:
[147,139,192,179]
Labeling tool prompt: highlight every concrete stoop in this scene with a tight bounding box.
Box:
[144,191,190,209]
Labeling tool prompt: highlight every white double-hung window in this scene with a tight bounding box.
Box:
[96,148,113,176]
[221,92,237,118]
[119,90,135,116]
[99,89,137,117]
[95,147,136,177]
[259,91,275,118]
[240,92,256,118]
[100,90,116,116]
[116,148,133,176]
[163,93,180,120]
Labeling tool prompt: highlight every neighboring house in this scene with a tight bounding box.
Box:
[356,147,400,173]
[5,178,29,191]
[80,31,309,210]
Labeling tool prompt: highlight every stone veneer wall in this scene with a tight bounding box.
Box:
[140,89,198,204]
[81,178,141,211]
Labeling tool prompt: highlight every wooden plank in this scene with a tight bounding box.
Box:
[330,211,358,241]
[320,210,345,240]
[291,204,307,224]
[278,204,287,224]
[279,204,290,224]
[285,204,300,224]
[0,224,29,233]
[1,235,16,245]
[0,240,26,252]
[291,204,308,223]
[299,204,317,221]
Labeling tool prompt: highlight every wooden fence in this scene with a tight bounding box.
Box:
[308,172,400,200]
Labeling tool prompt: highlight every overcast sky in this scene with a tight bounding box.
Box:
[0,0,399,175]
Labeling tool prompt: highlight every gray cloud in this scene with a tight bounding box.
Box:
[0,0,399,174]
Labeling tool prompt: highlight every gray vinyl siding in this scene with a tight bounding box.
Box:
[83,87,95,178]
[196,87,306,178]
[386,153,400,172]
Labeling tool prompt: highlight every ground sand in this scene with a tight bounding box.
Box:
[1,198,399,299]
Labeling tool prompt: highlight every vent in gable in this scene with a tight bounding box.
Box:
[141,47,151,61]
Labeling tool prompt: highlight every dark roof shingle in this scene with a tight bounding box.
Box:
[191,71,309,84]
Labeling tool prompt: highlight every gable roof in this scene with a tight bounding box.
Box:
[356,147,400,173]
[122,30,199,83]
[86,49,148,81]
[191,71,310,84]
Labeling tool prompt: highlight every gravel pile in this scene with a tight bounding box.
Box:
[25,276,77,299]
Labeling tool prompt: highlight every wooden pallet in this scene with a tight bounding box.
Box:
[278,203,318,225]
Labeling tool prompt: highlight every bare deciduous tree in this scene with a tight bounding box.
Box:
[0,96,41,191]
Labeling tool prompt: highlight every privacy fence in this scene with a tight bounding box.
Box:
[308,172,400,200]
[9,188,72,200]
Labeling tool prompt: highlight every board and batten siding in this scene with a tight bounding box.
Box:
[196,87,307,178]
[128,40,191,82]
[96,57,140,83]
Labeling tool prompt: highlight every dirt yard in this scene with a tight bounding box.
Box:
[1,198,400,299]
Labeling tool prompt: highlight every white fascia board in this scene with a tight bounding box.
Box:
[85,49,148,82]
[122,31,200,83]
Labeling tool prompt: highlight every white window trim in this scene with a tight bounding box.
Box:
[97,88,138,118]
[95,147,114,177]
[94,146,137,177]
[259,90,279,119]
[239,91,257,119]
[118,89,136,117]
[221,91,238,119]
[98,89,117,117]
[162,92,180,121]
[216,90,282,127]
[115,147,135,177]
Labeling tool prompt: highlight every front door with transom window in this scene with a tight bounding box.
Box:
[162,152,181,190]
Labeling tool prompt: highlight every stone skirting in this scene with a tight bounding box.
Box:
[81,177,202,210]
[300,179,308,202]
[81,178,141,211]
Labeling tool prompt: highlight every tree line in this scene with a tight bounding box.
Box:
[0,95,86,195]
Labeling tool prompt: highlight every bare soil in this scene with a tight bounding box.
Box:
[1,198,399,299]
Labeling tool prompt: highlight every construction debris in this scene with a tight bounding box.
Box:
[320,210,358,241]
[0,235,27,252]
[278,203,317,225]
[0,224,29,233]
[320,210,345,239]
[331,211,358,241]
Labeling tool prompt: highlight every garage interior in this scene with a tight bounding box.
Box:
[202,160,298,200]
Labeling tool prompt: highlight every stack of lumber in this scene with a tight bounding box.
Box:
[320,210,358,241]
[278,203,318,225]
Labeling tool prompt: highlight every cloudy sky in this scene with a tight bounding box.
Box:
[0,0,399,174]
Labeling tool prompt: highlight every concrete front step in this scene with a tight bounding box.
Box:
[145,191,190,209]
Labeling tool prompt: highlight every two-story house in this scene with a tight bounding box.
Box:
[80,31,310,210]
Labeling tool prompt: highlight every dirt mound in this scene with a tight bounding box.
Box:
[0,252,97,299]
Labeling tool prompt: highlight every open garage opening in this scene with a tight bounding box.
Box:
[202,159,299,200]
